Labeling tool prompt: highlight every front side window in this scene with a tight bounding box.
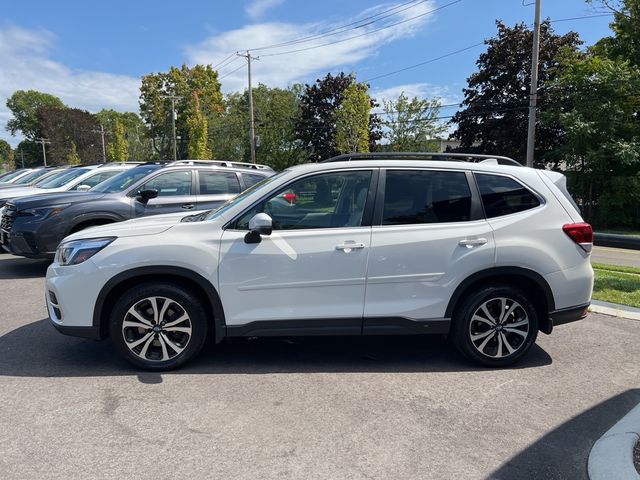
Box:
[140,171,192,197]
[70,171,121,190]
[382,170,472,225]
[236,170,372,230]
[199,171,240,195]
[475,173,540,218]
[36,168,91,189]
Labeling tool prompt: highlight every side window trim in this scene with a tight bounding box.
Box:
[126,169,193,197]
[227,168,378,231]
[372,168,478,226]
[473,171,545,219]
[196,169,241,196]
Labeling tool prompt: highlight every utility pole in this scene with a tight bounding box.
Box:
[19,149,24,168]
[237,51,259,164]
[35,138,51,167]
[167,94,179,161]
[525,0,542,168]
[94,124,106,162]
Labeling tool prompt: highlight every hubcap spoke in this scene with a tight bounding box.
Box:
[472,315,495,327]
[477,331,496,354]
[500,332,516,354]
[503,327,528,337]
[471,330,494,342]
[149,297,160,324]
[163,313,189,329]
[505,319,528,328]
[161,333,185,354]
[127,308,152,327]
[164,326,191,334]
[127,331,153,349]
[498,298,507,323]
[495,331,503,357]
[157,335,170,361]
[139,335,155,358]
[123,320,151,330]
[481,304,499,324]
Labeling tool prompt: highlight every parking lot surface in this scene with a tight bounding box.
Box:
[0,253,639,480]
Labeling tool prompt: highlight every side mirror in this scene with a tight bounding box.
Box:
[245,213,273,244]
[136,188,158,204]
[76,184,91,192]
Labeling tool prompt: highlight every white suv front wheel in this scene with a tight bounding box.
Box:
[109,283,208,370]
[451,286,539,367]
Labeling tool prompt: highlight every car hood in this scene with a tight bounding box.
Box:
[0,186,45,201]
[9,191,106,210]
[63,211,210,242]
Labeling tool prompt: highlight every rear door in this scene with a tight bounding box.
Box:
[363,169,496,330]
[195,170,241,210]
[132,169,198,217]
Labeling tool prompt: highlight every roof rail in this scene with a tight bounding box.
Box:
[97,161,145,167]
[321,152,522,167]
[167,159,274,170]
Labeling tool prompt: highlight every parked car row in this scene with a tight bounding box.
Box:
[0,160,274,258]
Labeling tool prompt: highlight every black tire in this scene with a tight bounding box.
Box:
[109,282,208,371]
[451,285,539,367]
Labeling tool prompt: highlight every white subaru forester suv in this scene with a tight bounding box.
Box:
[45,153,594,370]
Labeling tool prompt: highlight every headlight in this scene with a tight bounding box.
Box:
[54,237,116,266]
[23,203,71,219]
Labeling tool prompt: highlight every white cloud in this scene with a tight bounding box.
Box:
[186,1,438,93]
[371,82,461,110]
[245,0,286,20]
[0,26,140,147]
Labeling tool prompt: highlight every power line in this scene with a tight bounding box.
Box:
[212,53,237,70]
[248,0,429,52]
[219,63,245,80]
[260,0,463,58]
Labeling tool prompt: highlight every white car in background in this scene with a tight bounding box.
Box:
[45,152,594,371]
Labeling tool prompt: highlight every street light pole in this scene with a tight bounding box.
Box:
[525,0,542,168]
[237,51,259,164]
[35,138,51,167]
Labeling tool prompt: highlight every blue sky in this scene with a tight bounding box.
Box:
[1,0,614,145]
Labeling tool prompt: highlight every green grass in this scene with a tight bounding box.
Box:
[592,262,640,308]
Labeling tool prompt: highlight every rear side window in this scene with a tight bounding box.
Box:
[243,173,266,189]
[382,170,472,225]
[475,174,540,218]
[199,171,240,195]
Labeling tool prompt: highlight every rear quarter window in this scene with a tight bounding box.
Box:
[475,173,540,218]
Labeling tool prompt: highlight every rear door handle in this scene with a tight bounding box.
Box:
[458,237,487,247]
[182,204,195,210]
[336,242,366,252]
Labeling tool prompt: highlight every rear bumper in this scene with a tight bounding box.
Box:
[549,302,590,327]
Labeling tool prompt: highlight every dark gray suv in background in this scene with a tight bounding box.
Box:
[0,160,273,258]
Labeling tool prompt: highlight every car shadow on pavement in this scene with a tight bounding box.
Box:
[489,388,640,480]
[0,319,552,378]
[0,255,50,279]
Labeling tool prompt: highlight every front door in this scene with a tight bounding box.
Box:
[218,169,375,331]
[132,169,198,217]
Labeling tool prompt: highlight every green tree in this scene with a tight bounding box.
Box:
[451,21,582,164]
[210,84,308,169]
[334,82,371,153]
[589,0,640,67]
[96,109,151,161]
[542,55,640,227]
[37,107,100,165]
[66,142,81,165]
[5,90,65,140]
[105,118,129,161]
[0,139,15,170]
[139,64,222,159]
[382,93,447,151]
[187,92,210,159]
[295,73,381,162]
[14,140,40,168]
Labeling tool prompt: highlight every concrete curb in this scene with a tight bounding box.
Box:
[590,301,640,321]
[588,403,640,480]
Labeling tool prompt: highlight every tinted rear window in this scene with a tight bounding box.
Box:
[199,171,240,195]
[383,170,472,225]
[475,174,540,218]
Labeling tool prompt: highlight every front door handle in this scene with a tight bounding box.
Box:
[458,237,488,247]
[182,204,195,210]
[336,242,366,253]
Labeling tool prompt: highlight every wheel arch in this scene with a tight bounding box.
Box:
[68,213,124,235]
[93,266,226,342]
[445,267,555,334]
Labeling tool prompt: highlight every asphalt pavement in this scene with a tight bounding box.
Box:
[1,253,639,480]
[592,246,640,268]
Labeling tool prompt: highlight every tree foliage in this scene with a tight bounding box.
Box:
[0,139,15,170]
[139,64,223,159]
[451,21,582,164]
[37,107,101,165]
[66,142,81,165]
[105,118,129,161]
[96,109,150,160]
[334,82,371,153]
[589,0,640,67]
[187,92,210,159]
[5,90,65,140]
[381,93,447,151]
[295,73,380,162]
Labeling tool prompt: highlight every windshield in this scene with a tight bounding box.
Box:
[205,171,287,221]
[36,168,91,189]
[0,170,28,182]
[91,165,162,193]
[12,169,51,185]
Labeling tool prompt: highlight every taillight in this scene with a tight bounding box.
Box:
[562,223,593,253]
[283,192,297,204]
